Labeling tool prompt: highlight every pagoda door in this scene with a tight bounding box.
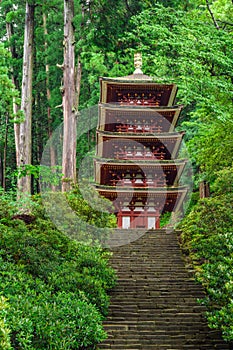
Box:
[122,216,130,229]
[148,217,156,229]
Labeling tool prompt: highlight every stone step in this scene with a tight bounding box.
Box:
[98,230,229,349]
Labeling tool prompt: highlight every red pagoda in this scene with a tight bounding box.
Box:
[94,54,187,229]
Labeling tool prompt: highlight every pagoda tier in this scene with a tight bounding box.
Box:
[95,185,187,229]
[94,159,186,188]
[100,78,177,106]
[96,186,187,212]
[98,104,183,134]
[96,131,185,161]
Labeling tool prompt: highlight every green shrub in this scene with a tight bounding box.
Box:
[66,184,117,228]
[0,193,116,348]
[0,220,116,315]
[0,296,12,350]
[179,193,233,341]
[0,258,107,349]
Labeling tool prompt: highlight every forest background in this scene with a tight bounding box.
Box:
[0,0,233,349]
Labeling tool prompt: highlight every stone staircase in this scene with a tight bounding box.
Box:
[98,229,229,350]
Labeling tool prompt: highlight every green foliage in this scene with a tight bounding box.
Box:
[0,297,12,350]
[160,212,172,228]
[67,184,117,229]
[125,4,232,107]
[117,4,233,190]
[0,258,107,349]
[0,193,116,348]
[212,0,233,28]
[0,43,18,115]
[0,42,20,189]
[179,171,233,341]
[212,168,233,195]
[184,116,233,185]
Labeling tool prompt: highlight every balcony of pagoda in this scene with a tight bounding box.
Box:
[94,160,186,188]
[115,123,163,134]
[109,178,167,188]
[96,131,185,161]
[114,147,167,160]
[98,104,183,134]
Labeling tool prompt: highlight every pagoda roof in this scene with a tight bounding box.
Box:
[97,130,185,139]
[95,159,186,171]
[100,74,153,82]
[99,103,183,111]
[99,77,177,89]
[95,158,186,165]
[96,184,187,193]
[95,185,188,214]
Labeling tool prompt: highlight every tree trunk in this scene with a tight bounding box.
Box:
[43,13,57,191]
[0,155,3,189]
[5,21,20,186]
[2,114,9,190]
[62,0,78,192]
[199,180,210,198]
[17,2,35,194]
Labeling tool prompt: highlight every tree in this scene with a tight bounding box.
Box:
[16,1,35,194]
[0,44,18,190]
[62,0,80,191]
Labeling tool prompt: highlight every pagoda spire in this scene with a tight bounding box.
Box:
[134,52,143,74]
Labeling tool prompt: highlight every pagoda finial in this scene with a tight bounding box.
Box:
[134,52,143,74]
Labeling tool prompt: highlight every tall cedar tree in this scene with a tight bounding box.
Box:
[62,0,79,191]
[16,2,34,194]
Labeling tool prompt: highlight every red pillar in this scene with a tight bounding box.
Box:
[130,208,135,228]
[144,207,148,229]
[155,210,160,229]
[117,210,122,228]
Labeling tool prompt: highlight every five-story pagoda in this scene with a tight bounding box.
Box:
[94,54,187,229]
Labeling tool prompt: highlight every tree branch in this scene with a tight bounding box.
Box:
[217,19,233,27]
[206,0,220,30]
[124,0,134,15]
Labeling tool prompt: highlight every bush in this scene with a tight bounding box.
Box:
[179,193,233,342]
[0,296,12,350]
[0,258,107,349]
[66,184,117,229]
[0,193,116,349]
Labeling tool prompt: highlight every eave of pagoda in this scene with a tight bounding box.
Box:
[96,130,185,160]
[100,77,178,107]
[98,104,183,133]
[94,159,187,187]
[95,185,187,214]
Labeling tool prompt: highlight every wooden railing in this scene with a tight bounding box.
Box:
[114,150,166,160]
[109,178,166,187]
[115,124,163,133]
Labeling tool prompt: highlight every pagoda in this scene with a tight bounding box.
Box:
[94,54,187,229]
